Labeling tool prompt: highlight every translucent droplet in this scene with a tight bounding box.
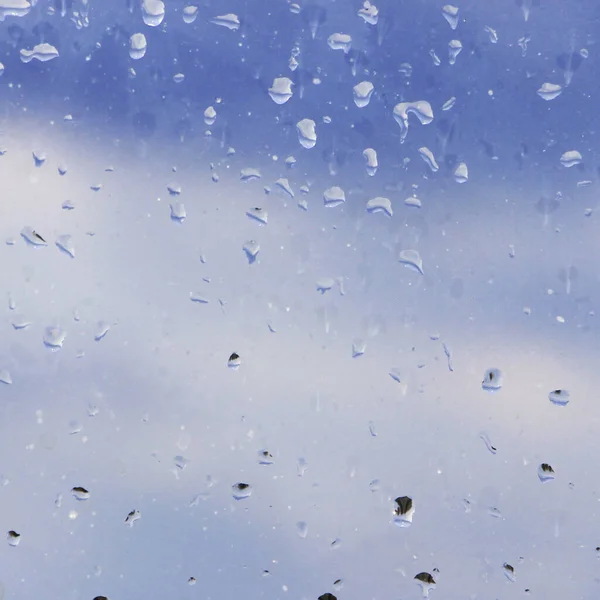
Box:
[448,39,463,65]
[327,33,352,53]
[11,315,31,330]
[276,178,294,198]
[442,4,459,29]
[430,49,441,66]
[316,277,335,294]
[393,101,434,143]
[258,449,274,465]
[363,148,378,176]
[318,594,337,600]
[353,81,374,108]
[484,25,498,43]
[330,538,342,549]
[418,147,439,172]
[204,106,217,126]
[243,240,260,264]
[538,463,555,482]
[482,367,503,392]
[190,293,209,304]
[323,186,345,207]
[71,486,90,501]
[297,457,308,476]
[366,197,392,217]
[32,150,46,167]
[405,196,422,208]
[232,482,252,500]
[170,202,186,222]
[0,0,31,22]
[124,509,141,526]
[241,168,261,182]
[352,338,366,358]
[414,572,436,598]
[333,579,344,591]
[358,0,378,24]
[43,326,66,349]
[55,235,75,258]
[369,479,380,492]
[211,13,240,30]
[479,432,497,454]
[442,96,456,111]
[58,163,68,176]
[454,162,468,183]
[246,207,268,225]
[296,118,317,149]
[7,531,20,547]
[0,369,12,385]
[188,577,197,585]
[296,521,308,538]
[549,389,570,406]
[228,352,241,369]
[398,249,424,274]
[393,496,414,527]
[268,77,294,104]
[174,455,189,470]
[20,42,58,63]
[183,5,198,24]
[503,563,516,582]
[21,227,47,247]
[560,150,582,168]
[368,421,377,437]
[94,321,111,341]
[129,33,147,60]
[142,0,165,27]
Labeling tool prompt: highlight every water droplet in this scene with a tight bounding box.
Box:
[393,101,434,143]
[269,77,294,104]
[32,150,46,167]
[398,249,424,274]
[142,0,165,26]
[327,33,352,53]
[368,421,377,437]
[232,482,252,500]
[190,293,209,304]
[211,13,240,30]
[124,509,141,526]
[55,235,75,258]
[21,227,47,246]
[173,72,185,83]
[316,277,335,294]
[241,168,261,182]
[0,0,31,21]
[62,200,75,210]
[188,576,197,585]
[366,197,392,217]
[129,33,147,60]
[330,538,342,549]
[363,148,378,176]
[442,4,459,29]
[275,178,294,198]
[560,150,582,167]
[415,572,436,598]
[448,39,463,64]
[20,42,58,63]
[453,162,468,183]
[549,389,570,406]
[71,486,90,501]
[228,352,241,369]
[246,207,268,225]
[430,49,441,66]
[170,202,186,222]
[393,496,414,527]
[243,240,260,264]
[488,506,503,518]
[503,563,516,582]
[538,463,555,482]
[297,457,308,476]
[258,449,274,465]
[43,326,66,349]
[7,531,20,547]
[479,432,497,454]
[405,196,422,208]
[484,25,498,43]
[0,369,12,385]
[482,367,503,392]
[296,521,308,538]
[418,147,439,172]
[204,106,217,126]
[441,96,456,111]
[358,0,378,24]
[352,338,366,358]
[369,479,380,492]
[94,321,111,341]
[183,5,198,23]
[353,81,374,108]
[323,186,345,207]
[296,118,317,149]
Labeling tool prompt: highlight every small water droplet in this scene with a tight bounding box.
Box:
[482,367,503,392]
[232,482,252,500]
[296,521,308,538]
[71,486,90,501]
[549,389,570,406]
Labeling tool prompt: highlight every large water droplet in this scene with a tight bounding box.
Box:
[353,81,374,108]
[482,367,503,392]
[358,1,378,24]
[268,77,294,104]
[323,186,345,207]
[366,197,392,217]
[182,5,198,23]
[211,13,240,30]
[560,150,582,168]
[442,4,459,29]
[296,118,317,148]
[363,148,378,176]
[142,0,165,26]
[6,531,20,547]
[20,42,58,63]
[418,147,439,172]
[71,486,90,501]
[393,101,434,143]
[243,240,260,264]
[549,389,570,406]
[538,463,555,482]
[398,249,424,274]
[537,82,562,101]
[129,33,147,59]
[232,482,252,500]
[327,33,352,53]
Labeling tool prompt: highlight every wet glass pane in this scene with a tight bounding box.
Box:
[0,1,598,598]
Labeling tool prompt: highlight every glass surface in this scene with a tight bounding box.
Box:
[0,1,598,598]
